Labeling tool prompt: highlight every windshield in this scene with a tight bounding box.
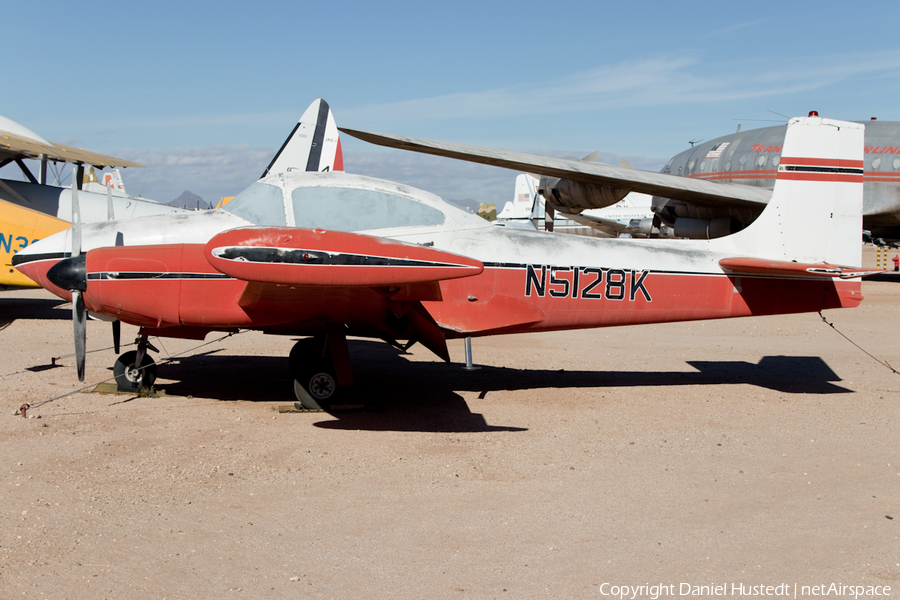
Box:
[224,181,287,226]
[291,186,444,231]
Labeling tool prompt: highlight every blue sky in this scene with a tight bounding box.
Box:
[4,1,900,206]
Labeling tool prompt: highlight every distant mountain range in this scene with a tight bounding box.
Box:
[166,190,213,210]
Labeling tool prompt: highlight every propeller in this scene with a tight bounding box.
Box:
[106,179,121,353]
[46,177,88,381]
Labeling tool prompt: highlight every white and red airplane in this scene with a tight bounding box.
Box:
[13,112,871,409]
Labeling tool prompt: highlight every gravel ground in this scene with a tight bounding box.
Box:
[0,247,897,599]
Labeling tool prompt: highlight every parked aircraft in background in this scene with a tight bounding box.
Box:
[0,114,180,287]
[81,167,128,195]
[653,119,900,238]
[2,99,343,288]
[340,117,900,240]
[498,174,668,238]
[15,114,872,410]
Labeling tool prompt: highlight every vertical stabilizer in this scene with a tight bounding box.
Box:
[82,167,127,195]
[711,115,864,266]
[498,174,541,220]
[262,99,343,177]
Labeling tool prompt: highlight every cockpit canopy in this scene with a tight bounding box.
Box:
[224,171,487,234]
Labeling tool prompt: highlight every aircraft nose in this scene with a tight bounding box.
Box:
[47,254,87,292]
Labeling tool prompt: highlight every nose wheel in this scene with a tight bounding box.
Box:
[113,351,157,392]
[113,336,159,392]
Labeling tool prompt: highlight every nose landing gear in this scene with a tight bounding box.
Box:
[113,336,158,392]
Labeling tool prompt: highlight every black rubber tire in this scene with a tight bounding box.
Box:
[293,369,338,410]
[288,337,323,379]
[113,351,158,393]
[289,338,338,410]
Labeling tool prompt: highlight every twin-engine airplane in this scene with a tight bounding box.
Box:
[0,114,171,288]
[14,113,871,409]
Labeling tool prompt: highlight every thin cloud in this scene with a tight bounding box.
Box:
[342,52,900,126]
[698,19,767,39]
[116,144,274,204]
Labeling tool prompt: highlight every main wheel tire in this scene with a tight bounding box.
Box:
[113,351,157,393]
[288,337,323,379]
[293,368,339,410]
[289,338,340,410]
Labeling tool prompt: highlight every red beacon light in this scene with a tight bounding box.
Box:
[808,111,819,117]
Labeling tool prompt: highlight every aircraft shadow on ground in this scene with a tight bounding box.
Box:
[0,297,70,330]
[150,340,850,433]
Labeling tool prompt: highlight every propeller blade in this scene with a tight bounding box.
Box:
[70,174,86,380]
[112,320,121,354]
[73,290,86,381]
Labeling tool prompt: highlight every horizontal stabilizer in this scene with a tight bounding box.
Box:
[719,257,878,279]
[205,227,483,287]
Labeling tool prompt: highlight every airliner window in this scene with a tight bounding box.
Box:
[773,156,780,167]
[872,157,882,170]
[223,182,287,226]
[291,186,445,231]
[893,158,900,170]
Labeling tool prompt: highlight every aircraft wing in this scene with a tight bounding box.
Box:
[0,129,143,168]
[339,128,771,209]
[204,227,484,362]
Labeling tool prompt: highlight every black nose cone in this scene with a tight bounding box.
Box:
[47,254,87,292]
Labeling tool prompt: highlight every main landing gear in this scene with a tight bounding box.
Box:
[289,328,354,410]
[113,336,158,392]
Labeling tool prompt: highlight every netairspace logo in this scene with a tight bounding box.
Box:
[598,583,892,600]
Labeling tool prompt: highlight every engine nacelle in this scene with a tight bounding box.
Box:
[539,177,631,211]
[629,218,656,236]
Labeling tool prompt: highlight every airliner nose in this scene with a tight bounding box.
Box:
[47,254,87,292]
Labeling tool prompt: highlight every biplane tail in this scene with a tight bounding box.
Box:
[82,167,127,195]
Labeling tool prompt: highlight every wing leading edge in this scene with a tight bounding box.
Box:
[0,128,143,168]
[339,127,771,210]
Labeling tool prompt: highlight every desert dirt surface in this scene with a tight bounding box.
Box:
[0,248,898,599]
